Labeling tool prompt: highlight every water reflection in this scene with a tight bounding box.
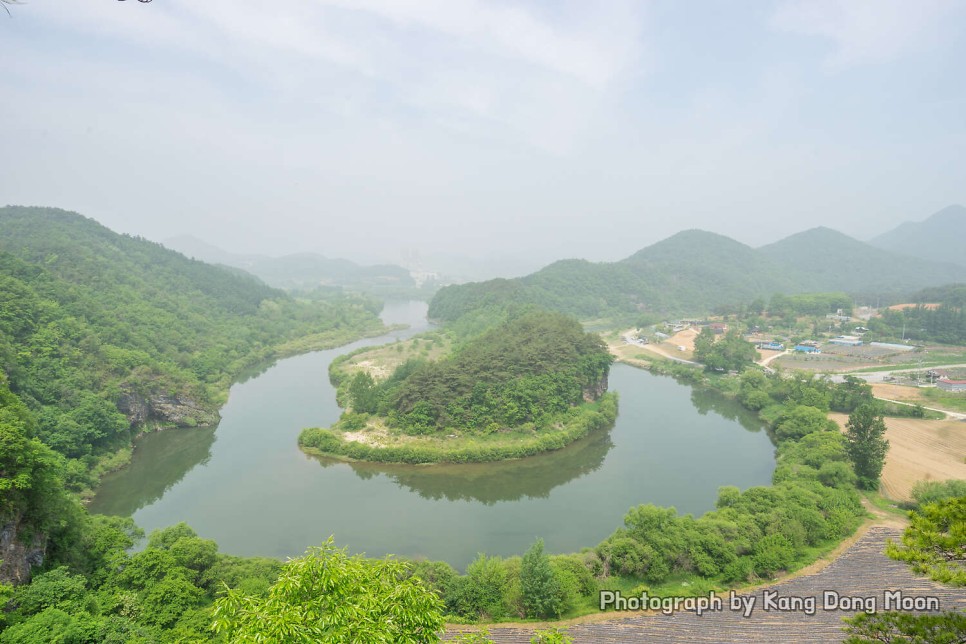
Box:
[310,429,614,504]
[89,426,216,516]
[689,387,767,434]
[87,302,776,566]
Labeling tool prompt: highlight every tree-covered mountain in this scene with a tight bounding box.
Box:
[869,204,966,268]
[757,226,966,295]
[0,206,386,493]
[429,226,966,321]
[164,234,431,298]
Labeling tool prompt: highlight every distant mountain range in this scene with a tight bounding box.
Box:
[430,207,966,320]
[164,234,431,298]
[869,204,966,268]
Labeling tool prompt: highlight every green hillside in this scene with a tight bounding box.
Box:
[758,226,966,294]
[430,226,966,322]
[869,204,966,268]
[0,206,386,492]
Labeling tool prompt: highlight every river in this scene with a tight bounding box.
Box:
[90,301,775,569]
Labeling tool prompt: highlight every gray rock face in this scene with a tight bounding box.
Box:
[582,372,609,402]
[0,516,47,586]
[117,389,219,429]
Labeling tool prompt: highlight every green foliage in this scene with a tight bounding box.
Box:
[868,297,966,345]
[211,538,444,643]
[911,480,966,508]
[845,404,889,490]
[584,369,867,593]
[449,555,512,621]
[520,539,564,619]
[450,628,494,643]
[843,611,966,644]
[300,393,617,464]
[768,292,853,318]
[0,377,71,533]
[693,328,758,372]
[0,206,385,486]
[8,567,90,616]
[531,627,574,644]
[774,405,837,441]
[886,497,966,586]
[384,311,612,435]
[752,534,794,576]
[829,376,874,414]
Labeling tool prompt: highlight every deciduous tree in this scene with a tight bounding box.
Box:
[844,403,889,490]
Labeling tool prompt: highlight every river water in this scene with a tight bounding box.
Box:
[90,301,775,569]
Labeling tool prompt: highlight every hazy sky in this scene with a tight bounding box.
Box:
[3,1,965,269]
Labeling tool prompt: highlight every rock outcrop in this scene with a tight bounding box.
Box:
[582,372,609,403]
[117,389,219,429]
[0,515,46,586]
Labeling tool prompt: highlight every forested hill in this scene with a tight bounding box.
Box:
[869,204,966,268]
[0,206,385,493]
[429,226,966,321]
[758,226,966,295]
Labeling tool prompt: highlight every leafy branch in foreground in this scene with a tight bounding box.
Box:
[211,538,445,643]
[843,610,966,643]
[886,497,966,586]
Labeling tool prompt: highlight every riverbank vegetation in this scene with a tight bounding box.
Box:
[299,311,616,463]
[0,358,875,638]
[396,366,872,624]
[0,207,387,494]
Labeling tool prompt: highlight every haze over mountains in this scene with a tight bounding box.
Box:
[869,204,966,268]
[164,234,430,298]
[430,206,966,320]
[5,203,963,320]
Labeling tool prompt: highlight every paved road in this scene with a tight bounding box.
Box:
[830,363,966,384]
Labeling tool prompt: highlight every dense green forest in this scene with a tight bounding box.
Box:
[429,228,966,321]
[359,311,612,434]
[863,284,966,345]
[300,310,616,463]
[0,206,386,493]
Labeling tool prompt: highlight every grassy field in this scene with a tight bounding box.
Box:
[871,383,966,413]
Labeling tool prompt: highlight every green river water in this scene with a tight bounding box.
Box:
[90,301,775,569]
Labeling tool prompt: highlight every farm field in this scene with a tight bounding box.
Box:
[775,342,966,373]
[829,412,966,502]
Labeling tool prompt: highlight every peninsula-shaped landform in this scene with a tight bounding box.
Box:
[299,310,617,463]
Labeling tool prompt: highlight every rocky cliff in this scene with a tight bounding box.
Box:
[117,389,219,429]
[0,514,46,586]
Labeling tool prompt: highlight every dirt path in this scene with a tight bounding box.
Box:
[830,413,966,501]
[758,349,787,367]
[607,329,699,366]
